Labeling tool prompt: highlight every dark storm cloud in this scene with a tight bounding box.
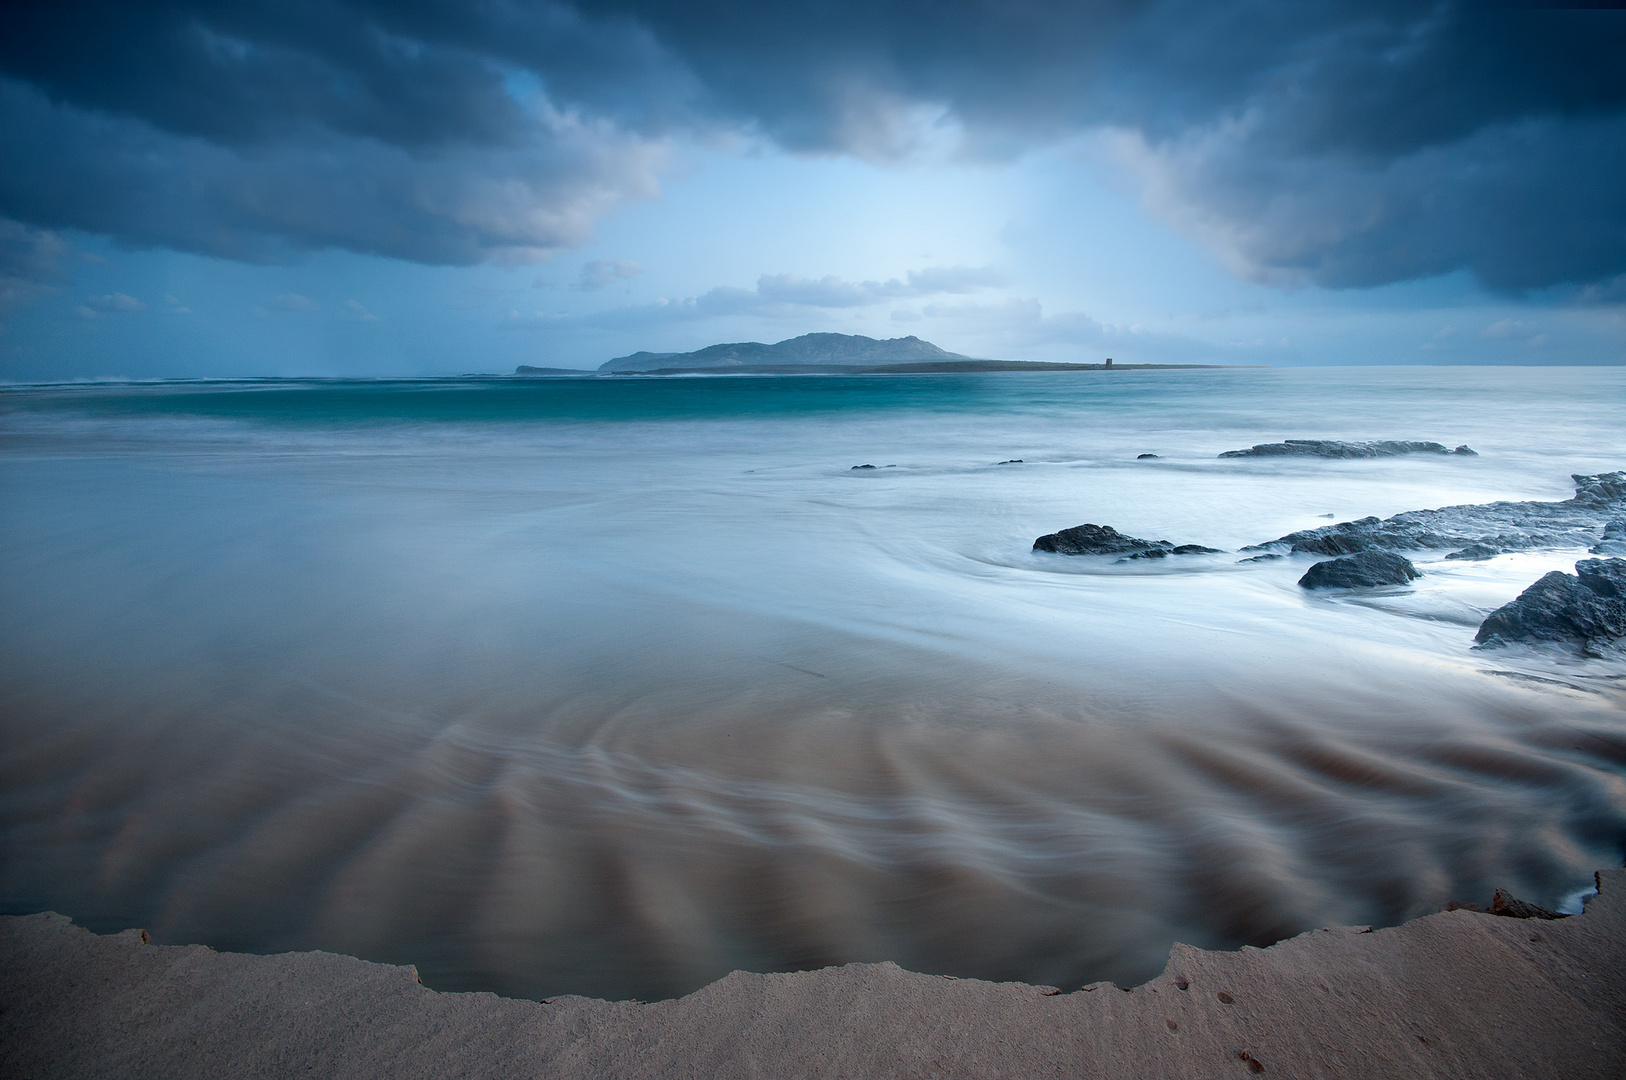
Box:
[0,1,684,266]
[1,1,1622,290]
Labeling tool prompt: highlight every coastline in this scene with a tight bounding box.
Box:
[4,870,1621,1079]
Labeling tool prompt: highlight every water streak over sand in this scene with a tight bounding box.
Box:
[2,368,1624,1001]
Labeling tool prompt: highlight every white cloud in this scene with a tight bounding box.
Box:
[576,259,642,290]
[565,264,1007,330]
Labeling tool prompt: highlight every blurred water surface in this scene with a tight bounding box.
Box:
[2,367,1624,1001]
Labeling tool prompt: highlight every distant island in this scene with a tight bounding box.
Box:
[513,333,1223,376]
[597,332,970,373]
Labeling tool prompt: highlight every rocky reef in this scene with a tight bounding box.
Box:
[1475,558,1626,655]
[1248,472,1626,558]
[1219,440,1476,459]
[1299,551,1421,589]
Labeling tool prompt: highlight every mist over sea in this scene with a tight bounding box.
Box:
[3,366,1624,1002]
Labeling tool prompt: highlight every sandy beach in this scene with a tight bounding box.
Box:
[4,869,1621,1078]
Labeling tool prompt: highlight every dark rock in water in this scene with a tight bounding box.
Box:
[1219,439,1467,459]
[1033,524,1174,556]
[1445,543,1500,561]
[1299,551,1420,589]
[997,459,1024,465]
[1239,553,1283,563]
[1033,524,1222,557]
[1246,472,1626,557]
[1137,453,1160,459]
[1474,557,1626,655]
[1593,520,1626,556]
[1453,445,1478,456]
[851,464,877,470]
[1446,889,1568,920]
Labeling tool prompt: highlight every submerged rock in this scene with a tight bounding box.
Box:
[851,464,876,470]
[1119,543,1226,562]
[1239,553,1283,563]
[1247,472,1626,556]
[1219,439,1474,459]
[1299,551,1420,589]
[1474,558,1626,655]
[1445,543,1500,561]
[1136,453,1160,459]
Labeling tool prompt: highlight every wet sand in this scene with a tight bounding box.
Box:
[4,869,1621,1079]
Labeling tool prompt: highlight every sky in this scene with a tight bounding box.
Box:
[1,0,1624,379]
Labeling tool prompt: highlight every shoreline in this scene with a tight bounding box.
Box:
[4,870,1621,1078]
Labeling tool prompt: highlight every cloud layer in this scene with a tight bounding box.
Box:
[1,1,1622,291]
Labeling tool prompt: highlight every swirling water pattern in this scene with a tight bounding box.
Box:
[2,367,1623,1001]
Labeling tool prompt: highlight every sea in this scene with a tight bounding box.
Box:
[2,365,1624,1002]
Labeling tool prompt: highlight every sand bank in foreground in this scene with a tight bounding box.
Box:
[3,870,1622,1079]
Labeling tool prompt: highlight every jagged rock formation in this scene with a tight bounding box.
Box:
[1032,524,1219,558]
[1299,552,1421,589]
[1248,472,1626,557]
[599,333,973,373]
[1474,558,1626,655]
[1219,440,1476,459]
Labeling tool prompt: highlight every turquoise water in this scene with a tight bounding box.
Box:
[2,367,1624,1001]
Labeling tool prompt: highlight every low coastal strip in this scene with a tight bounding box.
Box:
[4,871,1622,1079]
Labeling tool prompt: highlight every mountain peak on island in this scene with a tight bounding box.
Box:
[596,333,974,373]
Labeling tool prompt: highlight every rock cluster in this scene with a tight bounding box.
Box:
[1298,551,1421,589]
[1474,557,1626,655]
[1219,440,1476,459]
[1247,472,1626,558]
